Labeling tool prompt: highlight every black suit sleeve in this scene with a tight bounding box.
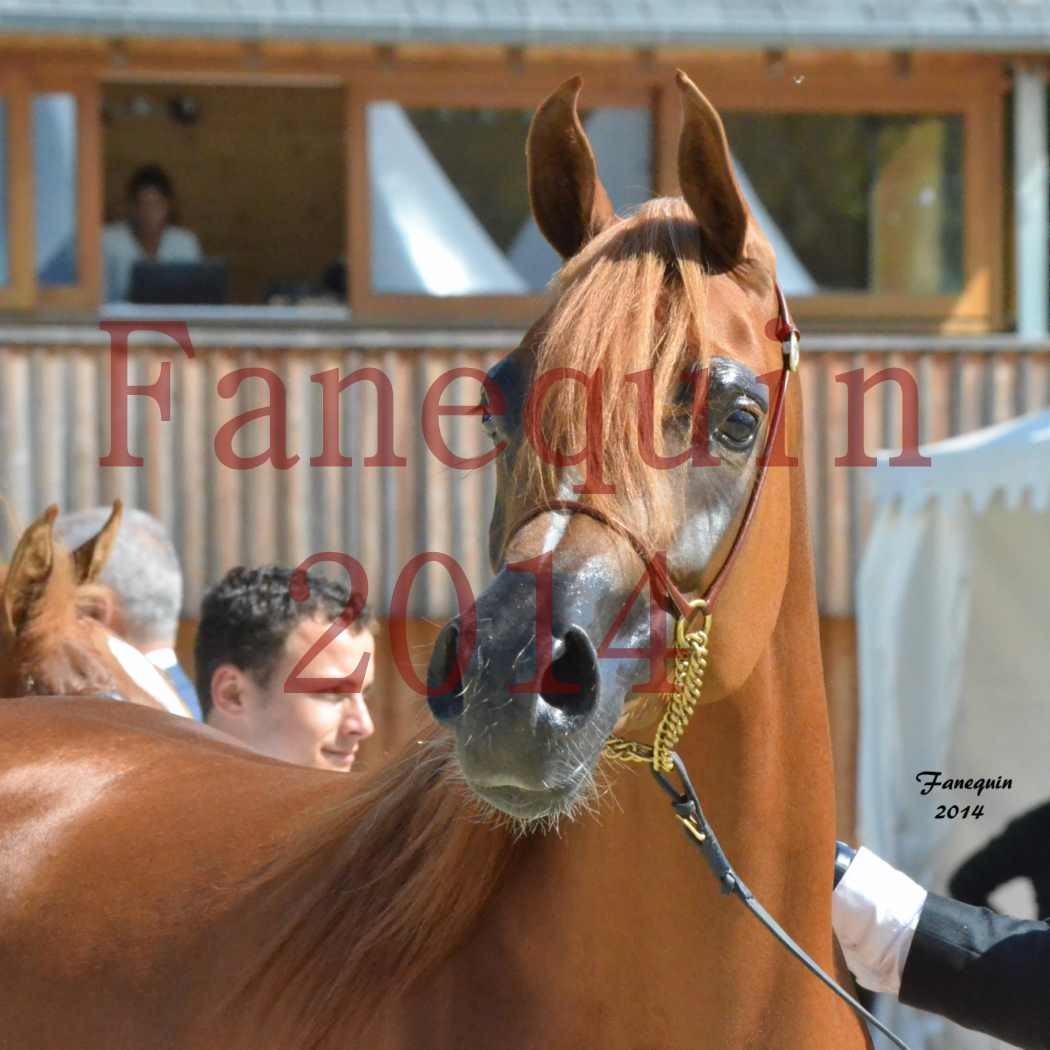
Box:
[899,892,1050,1049]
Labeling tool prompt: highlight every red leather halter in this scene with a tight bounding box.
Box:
[502,281,800,625]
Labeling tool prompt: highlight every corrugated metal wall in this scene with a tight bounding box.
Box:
[2,335,1049,619]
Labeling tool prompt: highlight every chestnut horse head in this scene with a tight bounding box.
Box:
[427,72,795,824]
[0,502,187,713]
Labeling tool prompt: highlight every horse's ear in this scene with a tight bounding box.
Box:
[70,499,122,585]
[675,70,749,270]
[527,75,615,259]
[1,504,59,641]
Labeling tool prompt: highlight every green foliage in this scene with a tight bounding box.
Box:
[722,113,963,293]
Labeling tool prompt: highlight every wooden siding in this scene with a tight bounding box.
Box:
[2,336,1049,620]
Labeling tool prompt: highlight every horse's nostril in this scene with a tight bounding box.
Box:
[427,621,466,724]
[539,626,598,720]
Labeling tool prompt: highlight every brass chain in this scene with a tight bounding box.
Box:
[602,599,712,773]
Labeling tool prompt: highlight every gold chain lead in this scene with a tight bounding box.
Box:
[602,599,712,773]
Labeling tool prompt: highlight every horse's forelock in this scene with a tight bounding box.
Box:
[512,197,719,545]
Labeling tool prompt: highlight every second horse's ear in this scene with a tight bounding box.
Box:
[1,505,59,642]
[527,75,615,259]
[71,500,123,586]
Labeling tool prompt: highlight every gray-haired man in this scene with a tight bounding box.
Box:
[55,505,201,719]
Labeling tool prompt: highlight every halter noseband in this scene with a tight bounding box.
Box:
[502,281,799,768]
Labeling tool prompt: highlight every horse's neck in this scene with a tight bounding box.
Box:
[368,625,869,1050]
[215,647,867,1050]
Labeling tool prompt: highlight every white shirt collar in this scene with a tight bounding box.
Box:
[145,647,179,671]
[107,637,190,717]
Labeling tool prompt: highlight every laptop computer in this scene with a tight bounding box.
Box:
[129,260,228,305]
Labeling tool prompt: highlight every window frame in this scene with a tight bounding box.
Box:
[0,68,33,310]
[0,64,101,311]
[657,59,1004,332]
[100,69,346,311]
[350,61,1003,332]
[347,75,657,326]
[0,48,1005,331]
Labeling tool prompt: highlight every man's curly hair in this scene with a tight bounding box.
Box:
[195,565,373,718]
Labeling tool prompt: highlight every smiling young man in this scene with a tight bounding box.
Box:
[196,566,375,772]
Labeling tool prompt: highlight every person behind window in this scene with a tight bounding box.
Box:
[102,164,202,302]
[196,566,376,772]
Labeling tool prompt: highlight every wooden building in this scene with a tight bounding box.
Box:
[2,2,1050,822]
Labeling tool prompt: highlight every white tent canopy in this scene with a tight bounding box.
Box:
[856,409,1050,1050]
[368,103,529,297]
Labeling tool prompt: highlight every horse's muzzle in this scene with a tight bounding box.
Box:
[426,613,606,817]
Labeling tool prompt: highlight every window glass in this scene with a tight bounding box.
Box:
[0,100,8,286]
[721,113,964,296]
[102,83,345,305]
[368,103,653,296]
[33,93,79,286]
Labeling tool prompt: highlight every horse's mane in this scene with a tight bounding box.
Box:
[514,196,731,547]
[227,728,514,1049]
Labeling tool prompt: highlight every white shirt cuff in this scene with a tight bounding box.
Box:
[831,846,928,995]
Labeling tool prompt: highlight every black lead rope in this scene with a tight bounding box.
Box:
[652,752,913,1050]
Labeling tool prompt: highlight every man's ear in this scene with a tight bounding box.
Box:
[71,500,122,585]
[209,664,253,718]
[74,583,121,631]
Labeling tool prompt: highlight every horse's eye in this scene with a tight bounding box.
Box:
[479,403,499,438]
[717,408,760,449]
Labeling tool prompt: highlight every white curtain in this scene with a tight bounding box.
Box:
[857,411,1050,1050]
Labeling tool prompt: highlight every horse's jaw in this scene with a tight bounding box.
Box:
[464,780,591,829]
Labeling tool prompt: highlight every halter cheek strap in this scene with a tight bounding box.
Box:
[702,283,798,612]
[503,281,798,640]
[501,283,797,770]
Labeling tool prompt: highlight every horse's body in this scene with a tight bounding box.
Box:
[0,74,871,1048]
[0,699,503,1049]
[0,638,860,1050]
